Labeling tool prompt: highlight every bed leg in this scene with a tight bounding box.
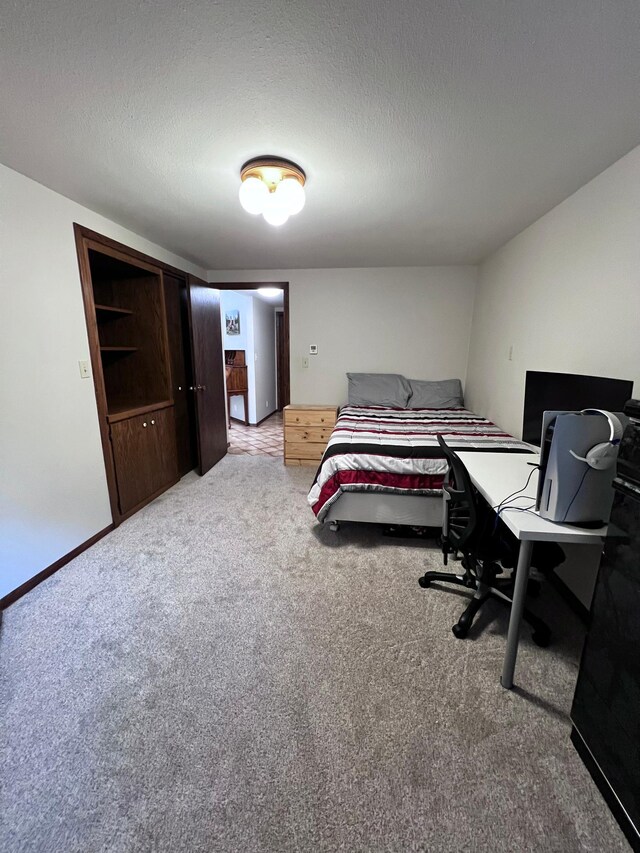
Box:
[329,521,341,532]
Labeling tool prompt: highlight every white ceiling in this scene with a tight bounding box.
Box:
[2,1,639,270]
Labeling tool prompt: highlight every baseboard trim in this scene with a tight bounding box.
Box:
[230,410,278,428]
[549,570,590,624]
[0,524,114,610]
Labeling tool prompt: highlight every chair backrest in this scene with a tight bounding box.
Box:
[437,434,478,553]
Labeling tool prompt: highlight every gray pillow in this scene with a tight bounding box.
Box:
[347,373,412,408]
[407,378,464,409]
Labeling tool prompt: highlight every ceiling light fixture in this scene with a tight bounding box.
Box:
[257,287,283,298]
[239,156,306,227]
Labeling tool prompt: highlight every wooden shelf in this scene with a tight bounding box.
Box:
[106,399,173,423]
[95,304,134,318]
[100,346,138,353]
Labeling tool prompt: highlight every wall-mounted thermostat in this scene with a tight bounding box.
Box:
[309,345,318,355]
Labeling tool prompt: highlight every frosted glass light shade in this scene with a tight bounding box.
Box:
[275,177,305,215]
[239,177,268,214]
[262,193,290,226]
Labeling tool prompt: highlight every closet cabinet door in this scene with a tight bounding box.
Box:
[147,407,179,492]
[187,276,227,475]
[163,272,197,476]
[110,407,178,516]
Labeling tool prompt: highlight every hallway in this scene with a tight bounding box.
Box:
[228,411,283,457]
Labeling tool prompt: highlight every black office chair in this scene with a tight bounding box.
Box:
[418,435,551,646]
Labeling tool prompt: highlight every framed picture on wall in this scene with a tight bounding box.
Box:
[225,310,240,335]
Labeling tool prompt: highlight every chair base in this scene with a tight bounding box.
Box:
[418,568,551,647]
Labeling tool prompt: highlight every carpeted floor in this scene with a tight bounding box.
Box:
[0,456,628,852]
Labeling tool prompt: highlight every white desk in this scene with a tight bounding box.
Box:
[457,451,608,689]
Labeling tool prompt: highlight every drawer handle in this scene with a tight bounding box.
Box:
[151,419,155,425]
[143,422,148,428]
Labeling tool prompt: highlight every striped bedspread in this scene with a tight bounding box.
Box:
[308,405,533,522]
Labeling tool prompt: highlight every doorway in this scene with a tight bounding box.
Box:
[216,282,289,450]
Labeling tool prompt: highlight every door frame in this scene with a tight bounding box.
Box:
[275,309,286,411]
[214,282,290,412]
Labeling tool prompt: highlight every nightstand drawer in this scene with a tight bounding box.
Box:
[285,425,334,444]
[284,406,337,428]
[284,440,326,460]
[283,404,338,466]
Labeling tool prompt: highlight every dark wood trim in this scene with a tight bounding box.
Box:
[0,525,114,610]
[106,399,173,424]
[213,281,290,409]
[84,236,160,275]
[73,224,199,279]
[74,225,122,524]
[282,285,290,408]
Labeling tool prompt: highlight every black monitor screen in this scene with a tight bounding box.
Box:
[522,371,633,446]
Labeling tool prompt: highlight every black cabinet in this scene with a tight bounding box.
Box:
[571,401,640,851]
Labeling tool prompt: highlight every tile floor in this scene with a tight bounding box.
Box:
[228,411,283,458]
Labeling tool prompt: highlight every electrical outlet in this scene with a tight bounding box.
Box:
[79,360,91,378]
[302,356,309,368]
[309,344,318,355]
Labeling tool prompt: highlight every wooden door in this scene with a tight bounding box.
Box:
[163,272,197,476]
[187,276,227,475]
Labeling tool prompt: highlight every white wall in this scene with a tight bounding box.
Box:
[252,298,277,423]
[465,144,640,608]
[465,145,640,439]
[208,268,478,406]
[0,163,206,600]
[220,290,255,423]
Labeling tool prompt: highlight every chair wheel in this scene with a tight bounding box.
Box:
[532,628,551,647]
[452,623,468,639]
[418,576,431,588]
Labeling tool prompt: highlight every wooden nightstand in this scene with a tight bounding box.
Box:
[283,404,338,466]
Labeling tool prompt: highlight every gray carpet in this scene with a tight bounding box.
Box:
[0,455,629,852]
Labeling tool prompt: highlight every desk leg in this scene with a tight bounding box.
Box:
[501,539,533,690]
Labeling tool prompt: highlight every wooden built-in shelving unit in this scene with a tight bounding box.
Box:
[94,304,134,318]
[75,224,229,529]
[89,247,172,420]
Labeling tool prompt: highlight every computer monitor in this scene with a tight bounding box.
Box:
[522,371,633,446]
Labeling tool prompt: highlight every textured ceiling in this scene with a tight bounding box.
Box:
[2,1,640,269]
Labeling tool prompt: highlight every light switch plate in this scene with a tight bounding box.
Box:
[79,360,91,379]
[302,356,309,368]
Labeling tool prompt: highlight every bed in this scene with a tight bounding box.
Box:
[308,402,535,528]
